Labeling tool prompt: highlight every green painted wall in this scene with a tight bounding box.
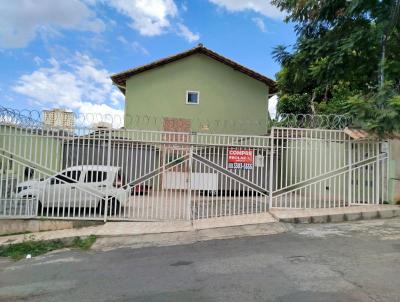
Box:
[0,125,64,197]
[124,53,269,135]
[283,139,388,205]
[283,139,349,203]
[0,125,63,181]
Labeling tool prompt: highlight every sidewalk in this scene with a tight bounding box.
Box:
[0,213,281,249]
[270,205,400,223]
[1,205,399,250]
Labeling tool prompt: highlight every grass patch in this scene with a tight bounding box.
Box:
[0,240,65,260]
[0,235,97,260]
[72,235,97,250]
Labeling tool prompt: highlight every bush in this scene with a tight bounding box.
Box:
[277,93,313,115]
[345,84,400,136]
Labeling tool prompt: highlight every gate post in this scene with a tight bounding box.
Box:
[269,128,275,209]
[187,144,193,221]
[348,138,352,206]
[376,142,380,204]
[104,128,112,222]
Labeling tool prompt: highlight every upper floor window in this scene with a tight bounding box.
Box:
[186,91,199,105]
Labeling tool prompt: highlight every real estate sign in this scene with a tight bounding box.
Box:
[227,149,254,169]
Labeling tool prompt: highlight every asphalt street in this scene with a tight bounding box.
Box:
[1,218,400,302]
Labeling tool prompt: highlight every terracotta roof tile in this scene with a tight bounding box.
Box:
[111,44,276,94]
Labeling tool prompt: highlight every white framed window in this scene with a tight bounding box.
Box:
[186,91,200,105]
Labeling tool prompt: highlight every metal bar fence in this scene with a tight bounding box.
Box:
[0,122,389,221]
[269,127,388,209]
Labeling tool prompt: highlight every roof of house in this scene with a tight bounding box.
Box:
[110,44,277,94]
[344,128,400,140]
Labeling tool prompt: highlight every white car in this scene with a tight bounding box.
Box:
[15,165,129,215]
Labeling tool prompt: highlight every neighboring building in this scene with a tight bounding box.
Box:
[92,122,112,130]
[43,109,75,129]
[111,44,276,135]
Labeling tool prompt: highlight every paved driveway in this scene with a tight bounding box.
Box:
[0,218,400,302]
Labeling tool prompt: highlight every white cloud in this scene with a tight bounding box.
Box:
[0,0,105,48]
[131,42,150,55]
[117,35,128,44]
[0,0,199,48]
[177,23,200,43]
[12,53,125,128]
[252,17,266,32]
[181,2,188,12]
[118,36,149,55]
[208,0,283,19]
[106,0,178,36]
[33,56,43,66]
[77,102,124,128]
[106,1,197,43]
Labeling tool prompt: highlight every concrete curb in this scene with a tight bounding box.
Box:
[91,222,292,251]
[277,208,400,224]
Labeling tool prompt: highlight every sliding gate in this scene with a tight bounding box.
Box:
[103,131,272,221]
[269,128,388,209]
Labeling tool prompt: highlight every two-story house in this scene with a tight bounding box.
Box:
[111,44,276,135]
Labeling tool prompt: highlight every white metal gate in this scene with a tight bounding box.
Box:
[0,122,388,221]
[269,128,388,209]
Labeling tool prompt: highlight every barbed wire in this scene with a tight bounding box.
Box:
[0,106,43,127]
[0,106,352,133]
[271,113,352,130]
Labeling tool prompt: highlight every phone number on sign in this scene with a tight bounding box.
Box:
[228,163,254,170]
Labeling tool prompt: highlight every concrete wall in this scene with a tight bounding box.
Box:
[389,139,400,204]
[63,140,159,184]
[124,53,269,135]
[282,139,383,203]
[0,125,63,175]
[0,125,64,197]
[283,139,348,200]
[0,219,103,236]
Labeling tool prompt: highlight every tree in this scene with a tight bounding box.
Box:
[271,0,400,131]
[345,83,400,135]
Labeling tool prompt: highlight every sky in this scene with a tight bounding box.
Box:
[0,0,296,122]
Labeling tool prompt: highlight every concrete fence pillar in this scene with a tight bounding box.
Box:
[388,139,400,204]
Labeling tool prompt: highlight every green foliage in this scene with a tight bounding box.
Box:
[314,83,357,114]
[0,239,65,260]
[345,84,400,136]
[271,0,400,125]
[0,235,97,261]
[276,93,312,115]
[72,235,97,250]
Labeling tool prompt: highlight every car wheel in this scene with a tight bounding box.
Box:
[98,199,106,215]
[99,198,120,216]
[208,190,217,196]
[36,200,42,215]
[110,198,120,216]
